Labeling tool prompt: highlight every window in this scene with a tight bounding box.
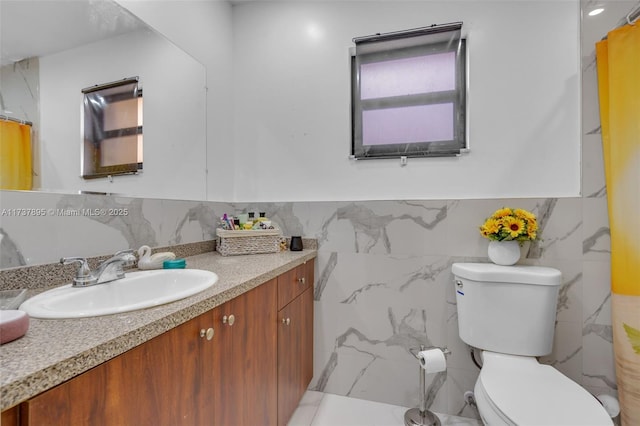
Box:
[82,77,143,179]
[351,23,466,159]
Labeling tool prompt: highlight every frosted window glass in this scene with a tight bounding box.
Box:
[103,98,139,131]
[100,135,139,167]
[362,103,454,146]
[361,52,456,100]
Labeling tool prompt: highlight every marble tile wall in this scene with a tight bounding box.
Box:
[0,58,39,126]
[0,191,233,268]
[302,197,614,416]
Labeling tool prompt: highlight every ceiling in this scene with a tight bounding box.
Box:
[0,0,145,66]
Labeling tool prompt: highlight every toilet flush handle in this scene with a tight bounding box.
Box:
[455,280,463,289]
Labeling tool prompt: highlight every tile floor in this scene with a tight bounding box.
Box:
[288,391,482,426]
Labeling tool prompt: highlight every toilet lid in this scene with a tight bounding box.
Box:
[479,352,612,426]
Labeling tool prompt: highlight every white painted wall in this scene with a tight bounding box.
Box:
[39,28,207,200]
[7,0,582,203]
[118,0,235,202]
[232,0,581,201]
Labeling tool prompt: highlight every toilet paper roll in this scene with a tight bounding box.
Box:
[417,348,447,374]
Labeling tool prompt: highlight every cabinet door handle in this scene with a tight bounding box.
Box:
[223,314,235,326]
[281,317,291,325]
[297,277,306,285]
[200,328,214,340]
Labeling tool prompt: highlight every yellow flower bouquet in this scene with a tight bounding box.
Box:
[479,207,538,242]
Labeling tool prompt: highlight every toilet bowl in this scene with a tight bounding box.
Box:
[474,352,613,426]
[451,263,613,426]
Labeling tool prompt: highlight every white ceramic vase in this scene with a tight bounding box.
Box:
[487,240,521,265]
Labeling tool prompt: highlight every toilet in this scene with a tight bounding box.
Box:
[452,262,613,426]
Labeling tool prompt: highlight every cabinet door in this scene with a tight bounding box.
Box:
[1,405,18,425]
[112,312,216,425]
[277,286,314,426]
[21,311,214,426]
[213,279,278,426]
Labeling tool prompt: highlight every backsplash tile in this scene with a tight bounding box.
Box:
[0,240,215,290]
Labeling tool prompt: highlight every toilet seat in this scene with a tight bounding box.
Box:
[476,352,612,426]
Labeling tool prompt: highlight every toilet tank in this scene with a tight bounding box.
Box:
[452,263,562,356]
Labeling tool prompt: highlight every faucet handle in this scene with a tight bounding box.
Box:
[114,249,135,256]
[60,257,95,285]
[113,249,136,266]
[61,257,90,275]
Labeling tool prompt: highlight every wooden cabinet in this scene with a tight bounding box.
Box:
[1,406,18,425]
[212,278,277,426]
[4,261,312,426]
[277,260,314,426]
[21,307,214,426]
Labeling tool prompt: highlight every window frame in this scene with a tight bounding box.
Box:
[351,29,467,160]
[81,77,143,180]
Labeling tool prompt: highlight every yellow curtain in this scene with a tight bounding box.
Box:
[596,22,640,426]
[0,120,33,190]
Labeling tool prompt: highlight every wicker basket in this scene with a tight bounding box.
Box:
[216,228,283,256]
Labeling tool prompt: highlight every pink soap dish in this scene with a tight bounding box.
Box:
[0,310,29,344]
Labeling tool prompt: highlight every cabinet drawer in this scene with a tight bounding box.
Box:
[277,260,313,310]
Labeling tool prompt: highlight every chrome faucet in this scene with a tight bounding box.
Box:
[61,249,136,287]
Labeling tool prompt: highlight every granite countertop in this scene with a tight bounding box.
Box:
[0,249,316,411]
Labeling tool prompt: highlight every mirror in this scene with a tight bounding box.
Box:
[0,0,207,200]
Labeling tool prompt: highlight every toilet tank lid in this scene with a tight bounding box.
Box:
[452,263,562,286]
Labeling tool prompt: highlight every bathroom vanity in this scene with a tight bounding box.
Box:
[0,249,315,426]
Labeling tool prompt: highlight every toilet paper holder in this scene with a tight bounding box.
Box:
[409,346,451,360]
[405,345,451,426]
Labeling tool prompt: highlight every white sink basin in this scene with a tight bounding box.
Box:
[19,269,218,319]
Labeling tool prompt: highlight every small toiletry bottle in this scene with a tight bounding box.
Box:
[221,214,232,230]
[253,212,270,229]
[245,212,255,230]
[238,213,249,226]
